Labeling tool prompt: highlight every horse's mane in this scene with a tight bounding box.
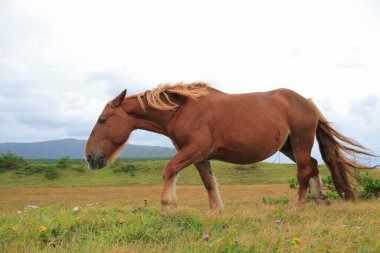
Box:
[129,82,209,111]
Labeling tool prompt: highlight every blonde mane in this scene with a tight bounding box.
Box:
[130,82,209,111]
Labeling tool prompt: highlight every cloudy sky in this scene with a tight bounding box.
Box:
[1,0,379,162]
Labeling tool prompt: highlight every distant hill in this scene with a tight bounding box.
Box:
[0,139,176,159]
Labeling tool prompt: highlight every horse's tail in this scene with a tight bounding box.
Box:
[316,112,376,200]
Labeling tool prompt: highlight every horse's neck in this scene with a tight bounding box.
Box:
[124,97,173,136]
[135,111,172,136]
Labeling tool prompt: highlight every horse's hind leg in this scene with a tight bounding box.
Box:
[195,160,224,213]
[280,137,330,205]
[308,158,330,205]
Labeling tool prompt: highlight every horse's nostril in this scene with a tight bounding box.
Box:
[99,154,106,161]
[86,154,92,163]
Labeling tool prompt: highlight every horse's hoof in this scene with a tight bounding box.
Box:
[208,206,224,214]
[160,199,177,214]
[313,196,331,206]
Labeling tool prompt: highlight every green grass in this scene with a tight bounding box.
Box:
[1,160,380,252]
[1,201,380,252]
[1,159,379,189]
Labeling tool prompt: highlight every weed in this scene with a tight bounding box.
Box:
[262,196,289,205]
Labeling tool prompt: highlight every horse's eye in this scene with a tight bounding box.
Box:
[98,117,107,124]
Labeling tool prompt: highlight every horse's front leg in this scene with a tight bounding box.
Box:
[161,144,204,213]
[195,160,224,213]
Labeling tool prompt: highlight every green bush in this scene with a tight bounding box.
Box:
[112,164,137,174]
[289,171,380,201]
[288,178,297,189]
[72,166,88,173]
[327,191,340,200]
[356,172,380,199]
[44,167,60,180]
[15,165,44,175]
[322,176,335,191]
[0,152,27,170]
[56,156,70,169]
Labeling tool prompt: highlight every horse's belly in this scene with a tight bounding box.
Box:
[211,149,265,164]
[211,147,275,164]
[210,124,289,164]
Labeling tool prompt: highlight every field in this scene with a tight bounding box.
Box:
[1,160,380,252]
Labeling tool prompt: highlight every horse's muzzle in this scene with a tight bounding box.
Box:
[86,152,107,169]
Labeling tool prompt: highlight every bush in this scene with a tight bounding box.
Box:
[56,156,70,169]
[0,152,27,170]
[15,165,44,175]
[112,164,137,174]
[322,176,335,191]
[44,167,60,180]
[356,172,380,199]
[289,171,380,201]
[288,178,297,189]
[327,191,340,200]
[72,166,88,173]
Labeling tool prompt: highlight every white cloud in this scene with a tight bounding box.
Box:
[0,0,379,163]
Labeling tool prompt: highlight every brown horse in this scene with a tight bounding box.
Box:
[85,82,375,212]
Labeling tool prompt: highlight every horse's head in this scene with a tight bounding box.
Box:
[85,90,134,169]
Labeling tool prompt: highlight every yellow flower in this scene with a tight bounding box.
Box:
[118,217,126,224]
[291,237,301,247]
[12,226,17,231]
[39,225,48,232]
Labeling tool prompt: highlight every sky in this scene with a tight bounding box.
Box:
[0,0,379,163]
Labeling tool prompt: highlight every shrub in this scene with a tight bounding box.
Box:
[72,166,88,173]
[289,171,380,201]
[356,172,380,199]
[327,191,340,200]
[322,176,335,191]
[0,152,27,170]
[15,165,44,175]
[112,164,137,174]
[288,178,297,189]
[44,167,60,180]
[56,156,70,169]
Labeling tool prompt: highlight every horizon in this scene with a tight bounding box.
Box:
[1,138,379,166]
[1,1,379,163]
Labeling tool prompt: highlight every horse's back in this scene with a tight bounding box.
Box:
[170,87,320,164]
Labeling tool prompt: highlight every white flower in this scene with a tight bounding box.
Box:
[24,204,39,211]
[73,206,80,212]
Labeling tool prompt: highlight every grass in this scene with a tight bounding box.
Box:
[1,160,380,252]
[1,159,379,189]
[1,188,379,252]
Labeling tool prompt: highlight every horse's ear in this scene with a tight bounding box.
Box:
[110,89,127,108]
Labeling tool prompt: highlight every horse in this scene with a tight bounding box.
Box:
[85,82,375,212]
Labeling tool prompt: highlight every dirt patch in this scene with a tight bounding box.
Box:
[0,184,292,214]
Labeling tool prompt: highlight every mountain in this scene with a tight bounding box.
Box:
[0,139,176,159]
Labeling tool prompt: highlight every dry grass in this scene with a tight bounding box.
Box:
[0,185,293,215]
